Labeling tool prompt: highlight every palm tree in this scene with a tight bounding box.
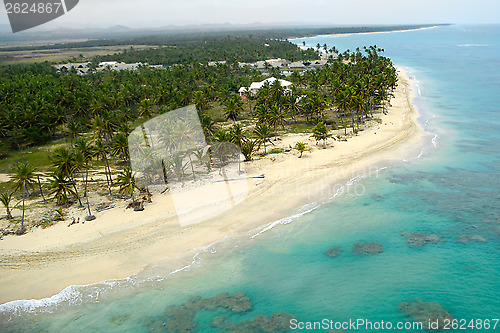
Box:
[139,99,153,119]
[267,105,286,131]
[117,167,140,203]
[193,90,210,113]
[48,171,75,206]
[229,124,245,148]
[64,119,81,147]
[312,122,330,147]
[253,124,273,154]
[10,162,37,233]
[94,139,113,196]
[223,95,243,121]
[90,116,107,142]
[74,137,95,197]
[111,132,130,163]
[52,147,84,208]
[199,113,216,140]
[36,174,47,203]
[0,192,14,219]
[295,142,308,158]
[284,91,303,120]
[241,139,257,161]
[169,153,188,182]
[73,150,94,219]
[335,89,350,135]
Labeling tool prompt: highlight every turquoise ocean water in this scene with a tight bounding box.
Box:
[1,25,499,332]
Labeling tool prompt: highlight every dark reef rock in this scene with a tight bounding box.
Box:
[352,242,384,255]
[457,234,487,244]
[399,300,454,330]
[325,247,343,257]
[400,231,441,247]
[154,292,296,332]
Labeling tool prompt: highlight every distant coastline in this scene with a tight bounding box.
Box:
[286,24,450,40]
[307,25,443,39]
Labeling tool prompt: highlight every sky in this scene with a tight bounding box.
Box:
[1,0,500,30]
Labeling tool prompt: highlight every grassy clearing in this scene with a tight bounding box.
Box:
[0,139,72,174]
[0,45,156,65]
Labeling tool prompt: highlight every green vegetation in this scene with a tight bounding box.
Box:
[10,162,37,233]
[294,142,308,158]
[0,191,14,219]
[97,37,317,65]
[0,34,398,233]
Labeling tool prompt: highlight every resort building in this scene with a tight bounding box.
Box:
[239,77,292,97]
[54,61,155,75]
[53,62,90,75]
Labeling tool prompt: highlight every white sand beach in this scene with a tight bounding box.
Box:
[0,69,421,304]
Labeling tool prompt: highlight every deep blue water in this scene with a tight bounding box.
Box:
[1,25,499,332]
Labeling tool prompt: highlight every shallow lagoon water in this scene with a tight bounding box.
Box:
[2,25,500,332]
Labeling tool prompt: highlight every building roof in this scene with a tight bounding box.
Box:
[248,77,292,91]
[53,62,90,70]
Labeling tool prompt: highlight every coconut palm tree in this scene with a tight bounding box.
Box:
[94,139,113,196]
[223,95,243,121]
[117,167,140,203]
[241,139,257,161]
[48,171,75,206]
[10,162,37,233]
[253,124,273,154]
[267,105,286,131]
[169,153,188,182]
[36,174,47,203]
[229,124,245,148]
[312,122,330,147]
[193,90,211,113]
[199,113,216,140]
[90,116,107,142]
[64,119,82,147]
[111,132,130,163]
[0,192,14,219]
[139,99,153,119]
[52,147,84,208]
[295,142,308,158]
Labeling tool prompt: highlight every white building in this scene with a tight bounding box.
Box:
[239,77,292,97]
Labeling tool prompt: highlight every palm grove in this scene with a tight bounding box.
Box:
[0,36,397,234]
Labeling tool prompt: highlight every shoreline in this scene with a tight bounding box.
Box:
[0,68,422,306]
[292,25,442,41]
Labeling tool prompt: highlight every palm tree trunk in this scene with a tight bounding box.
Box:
[81,170,87,197]
[343,108,348,135]
[21,183,25,231]
[105,158,113,185]
[71,177,84,208]
[351,109,356,132]
[102,157,112,196]
[187,154,196,181]
[37,175,47,203]
[84,168,92,217]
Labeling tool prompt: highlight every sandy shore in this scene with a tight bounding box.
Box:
[296,26,441,40]
[0,69,421,305]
